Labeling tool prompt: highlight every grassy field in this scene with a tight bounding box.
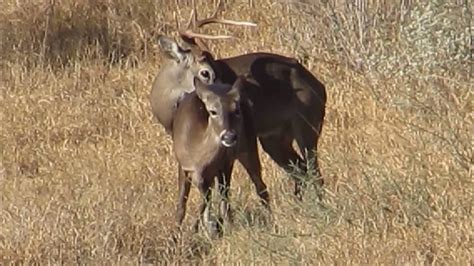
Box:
[0,0,472,264]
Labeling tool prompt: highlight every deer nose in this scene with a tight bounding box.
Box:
[220,130,237,148]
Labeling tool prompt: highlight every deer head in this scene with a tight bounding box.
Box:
[157,35,217,85]
[194,77,244,148]
[157,0,256,86]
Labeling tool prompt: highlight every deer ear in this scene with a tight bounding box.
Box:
[232,76,245,90]
[194,77,210,101]
[229,76,246,102]
[158,35,186,62]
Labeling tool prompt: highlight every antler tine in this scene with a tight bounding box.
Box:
[179,0,257,51]
[185,9,195,30]
[210,0,224,20]
[184,0,197,31]
[180,29,235,40]
[174,11,180,30]
[195,18,257,28]
[194,0,256,28]
[191,0,198,29]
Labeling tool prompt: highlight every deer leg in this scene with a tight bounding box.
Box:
[259,133,306,200]
[192,177,213,234]
[217,160,234,228]
[238,144,270,210]
[176,165,191,229]
[292,116,324,199]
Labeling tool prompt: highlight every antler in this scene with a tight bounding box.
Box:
[178,0,257,50]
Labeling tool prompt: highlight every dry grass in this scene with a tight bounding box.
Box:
[1,0,472,264]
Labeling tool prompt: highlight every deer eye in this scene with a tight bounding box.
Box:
[209,110,218,116]
[199,69,211,80]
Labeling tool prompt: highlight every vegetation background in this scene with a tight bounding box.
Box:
[1,0,472,264]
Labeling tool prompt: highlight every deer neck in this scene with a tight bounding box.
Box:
[151,64,196,133]
[164,64,195,93]
[179,117,223,173]
[200,118,222,151]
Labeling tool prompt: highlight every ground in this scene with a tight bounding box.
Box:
[0,0,471,264]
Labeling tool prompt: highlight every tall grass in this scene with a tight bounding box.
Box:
[1,0,471,264]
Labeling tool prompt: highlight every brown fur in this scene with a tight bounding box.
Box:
[172,76,269,234]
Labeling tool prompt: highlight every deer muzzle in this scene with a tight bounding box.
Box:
[219,130,237,148]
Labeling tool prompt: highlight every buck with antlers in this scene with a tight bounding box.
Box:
[150,1,327,207]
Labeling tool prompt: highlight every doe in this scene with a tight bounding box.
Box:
[172,76,269,235]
